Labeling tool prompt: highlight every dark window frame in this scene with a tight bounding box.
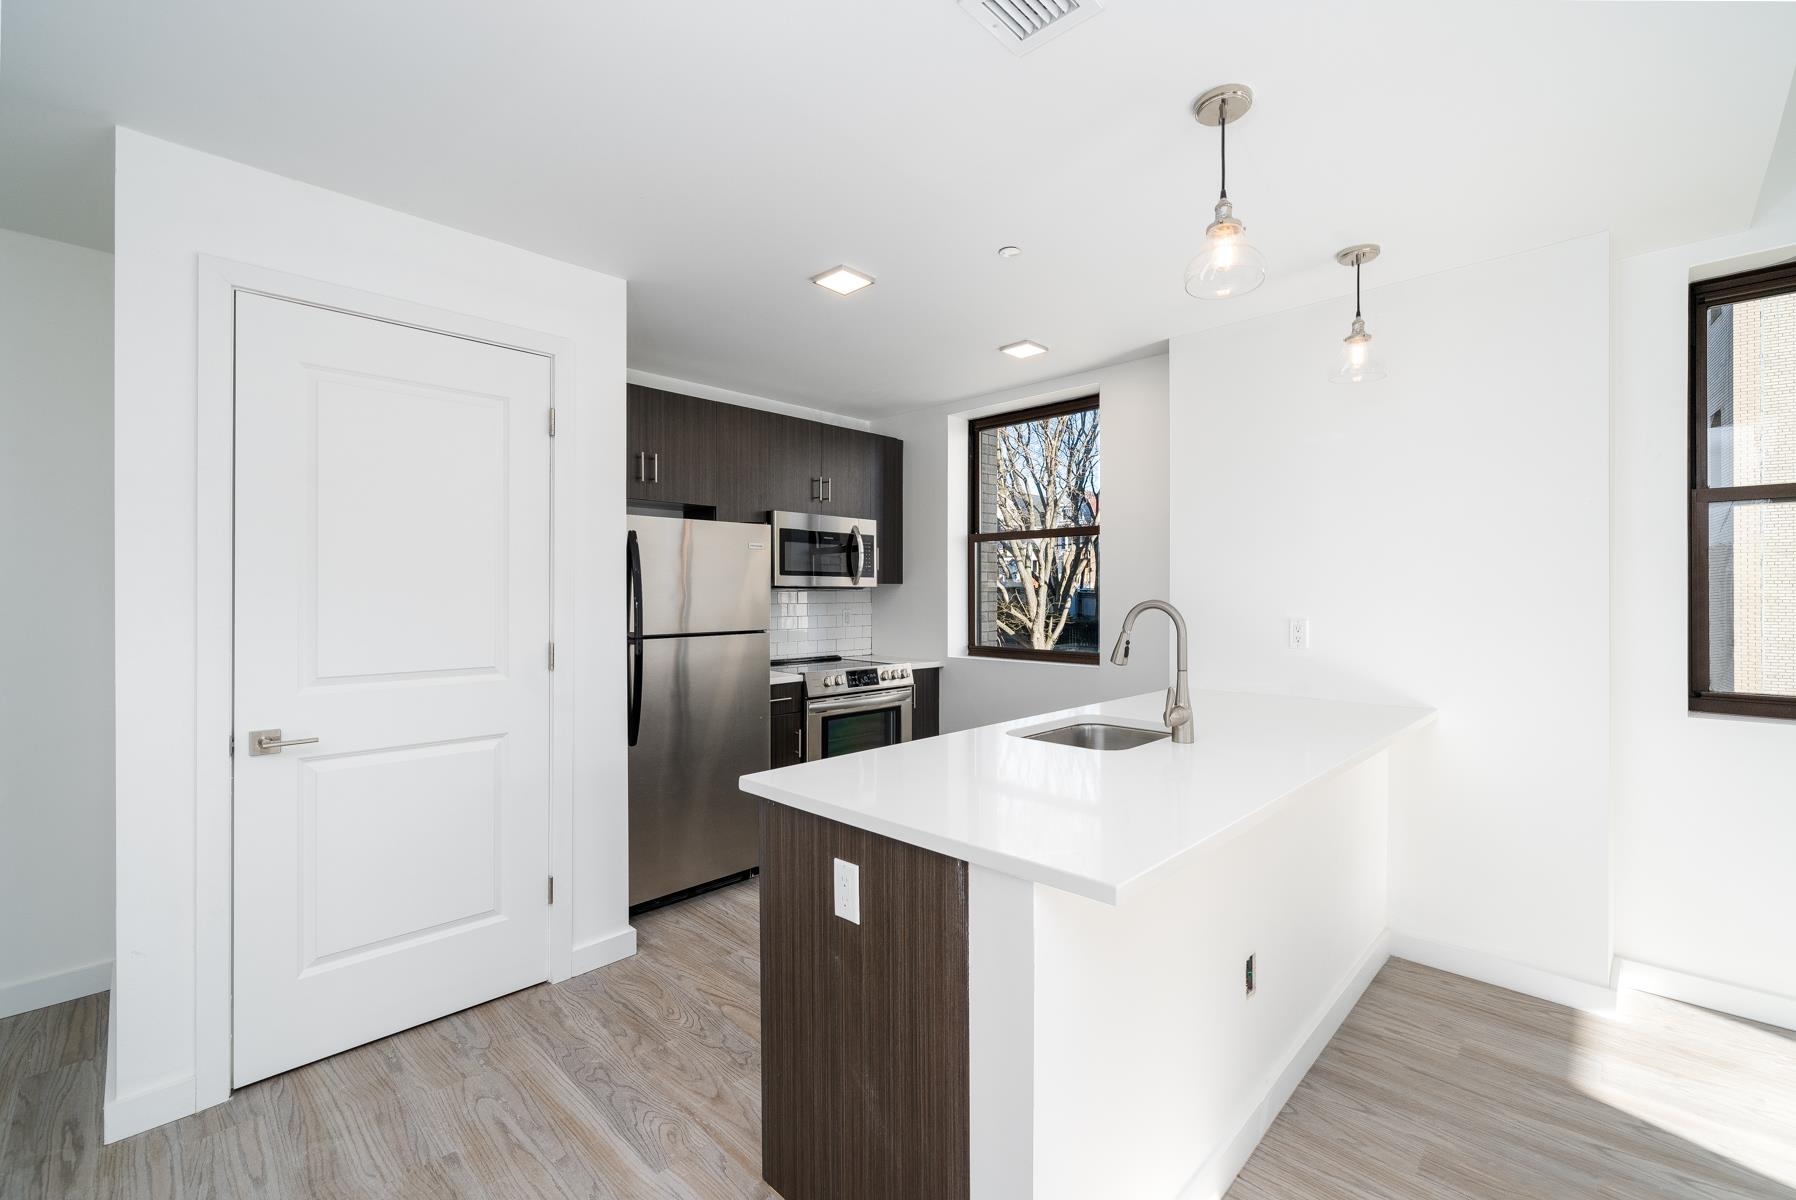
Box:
[966,395,1101,665]
[1688,261,1796,720]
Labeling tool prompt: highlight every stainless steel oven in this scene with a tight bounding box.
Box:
[770,511,878,588]
[787,657,916,761]
[805,687,913,761]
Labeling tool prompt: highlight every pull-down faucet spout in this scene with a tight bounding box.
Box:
[1109,599,1194,743]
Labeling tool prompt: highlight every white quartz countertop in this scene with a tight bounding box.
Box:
[740,690,1434,904]
[769,669,803,686]
[869,655,944,670]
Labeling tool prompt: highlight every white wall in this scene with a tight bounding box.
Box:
[1169,236,1614,987]
[1612,207,1796,1004]
[0,227,114,1018]
[871,355,1171,732]
[110,130,628,1137]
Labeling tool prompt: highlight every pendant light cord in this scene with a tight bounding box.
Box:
[1218,99,1228,200]
[1355,260,1362,319]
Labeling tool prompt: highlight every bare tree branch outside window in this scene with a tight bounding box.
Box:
[969,399,1100,660]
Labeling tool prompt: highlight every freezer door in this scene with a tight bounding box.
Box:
[628,515,772,636]
[627,630,770,906]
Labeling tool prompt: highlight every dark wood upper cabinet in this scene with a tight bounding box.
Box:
[625,385,906,583]
[625,386,714,507]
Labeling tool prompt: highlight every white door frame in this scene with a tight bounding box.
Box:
[194,256,579,1110]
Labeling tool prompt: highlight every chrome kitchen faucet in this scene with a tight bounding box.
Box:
[1109,599,1194,744]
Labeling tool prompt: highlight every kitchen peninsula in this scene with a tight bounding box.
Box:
[739,688,1435,1200]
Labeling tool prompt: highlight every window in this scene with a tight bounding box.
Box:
[967,396,1100,662]
[1690,263,1796,719]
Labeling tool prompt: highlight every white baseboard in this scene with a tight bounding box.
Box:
[0,959,111,1020]
[1616,958,1796,1033]
[104,1071,197,1143]
[1388,933,1616,1014]
[1178,930,1393,1200]
[569,925,637,976]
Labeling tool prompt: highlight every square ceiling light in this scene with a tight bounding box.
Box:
[811,265,875,296]
[999,340,1049,359]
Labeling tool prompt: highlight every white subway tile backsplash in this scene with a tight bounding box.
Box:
[769,588,873,659]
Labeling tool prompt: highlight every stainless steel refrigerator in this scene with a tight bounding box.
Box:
[626,516,772,908]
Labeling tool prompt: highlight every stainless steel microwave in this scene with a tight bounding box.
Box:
[770,511,878,588]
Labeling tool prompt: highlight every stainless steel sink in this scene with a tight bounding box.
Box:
[1022,722,1170,751]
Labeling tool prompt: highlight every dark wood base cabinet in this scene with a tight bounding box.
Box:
[760,802,969,1200]
[911,667,940,740]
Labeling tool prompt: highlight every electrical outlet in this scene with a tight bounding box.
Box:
[833,858,861,924]
[1245,953,1257,997]
[1286,619,1310,651]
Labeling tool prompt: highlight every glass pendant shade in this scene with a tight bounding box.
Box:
[1184,199,1268,299]
[1329,317,1386,384]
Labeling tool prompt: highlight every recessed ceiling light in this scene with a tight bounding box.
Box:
[997,245,1022,258]
[999,340,1048,359]
[811,265,874,296]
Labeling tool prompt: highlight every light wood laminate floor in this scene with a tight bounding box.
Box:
[4,880,1794,1198]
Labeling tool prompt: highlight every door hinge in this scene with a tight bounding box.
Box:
[548,641,556,671]
[548,875,556,904]
[548,407,557,437]
[229,732,235,757]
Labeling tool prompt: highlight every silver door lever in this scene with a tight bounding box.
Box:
[249,728,319,756]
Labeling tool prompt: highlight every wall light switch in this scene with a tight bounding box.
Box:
[833,858,861,924]
[1287,618,1311,651]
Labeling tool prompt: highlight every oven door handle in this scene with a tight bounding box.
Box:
[807,687,914,714]
[848,525,864,587]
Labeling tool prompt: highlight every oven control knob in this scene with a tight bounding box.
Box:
[900,666,911,678]
[879,668,891,680]
[831,673,845,686]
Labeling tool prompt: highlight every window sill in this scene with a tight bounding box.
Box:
[1689,694,1796,722]
[955,650,1102,669]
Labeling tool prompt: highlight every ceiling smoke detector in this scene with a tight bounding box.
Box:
[958,0,1106,56]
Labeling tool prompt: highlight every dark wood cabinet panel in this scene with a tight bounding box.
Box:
[830,821,970,1200]
[760,801,969,1200]
[624,386,905,582]
[912,667,940,739]
[875,434,904,584]
[762,410,824,516]
[815,421,871,516]
[624,384,662,502]
[759,802,835,1200]
[770,682,805,766]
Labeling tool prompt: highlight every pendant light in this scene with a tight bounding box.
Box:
[1329,244,1386,384]
[1185,84,1267,300]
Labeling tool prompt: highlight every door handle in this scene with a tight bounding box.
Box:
[651,452,660,484]
[793,727,803,761]
[823,477,832,502]
[811,477,820,502]
[636,451,646,483]
[248,728,319,756]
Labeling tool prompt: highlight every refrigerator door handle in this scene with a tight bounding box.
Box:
[627,530,644,747]
[628,637,644,747]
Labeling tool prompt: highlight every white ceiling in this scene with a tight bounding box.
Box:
[2,1,1793,416]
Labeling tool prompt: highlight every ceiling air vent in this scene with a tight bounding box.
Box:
[959,0,1106,56]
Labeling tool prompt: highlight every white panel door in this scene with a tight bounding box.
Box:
[232,292,553,1086]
